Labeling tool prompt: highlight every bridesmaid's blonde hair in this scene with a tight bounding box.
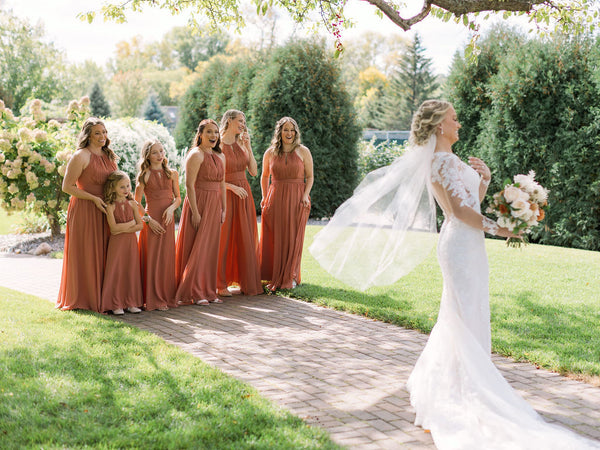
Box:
[136,140,173,187]
[219,109,246,137]
[410,100,452,146]
[269,117,301,156]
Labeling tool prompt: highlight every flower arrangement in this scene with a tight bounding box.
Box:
[486,170,549,247]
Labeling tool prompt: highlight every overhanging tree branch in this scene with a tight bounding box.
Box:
[361,0,543,30]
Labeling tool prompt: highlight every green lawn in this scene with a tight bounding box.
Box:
[0,289,339,449]
[288,225,600,379]
[0,208,23,235]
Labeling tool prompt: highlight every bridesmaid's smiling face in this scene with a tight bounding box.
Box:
[281,122,296,146]
[200,123,220,149]
[89,124,107,148]
[231,114,246,135]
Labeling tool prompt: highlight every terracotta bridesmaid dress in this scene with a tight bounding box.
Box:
[138,170,177,310]
[100,200,143,312]
[175,152,224,303]
[57,152,117,312]
[260,150,310,290]
[217,142,262,296]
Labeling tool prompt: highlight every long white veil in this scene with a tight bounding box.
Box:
[309,136,438,291]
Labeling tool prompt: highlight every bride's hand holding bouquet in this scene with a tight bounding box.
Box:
[486,170,549,247]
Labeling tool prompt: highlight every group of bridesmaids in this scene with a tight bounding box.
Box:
[56,110,314,314]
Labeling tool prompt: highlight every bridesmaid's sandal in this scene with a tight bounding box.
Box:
[158,306,169,311]
[113,309,125,315]
[194,299,209,306]
[126,307,142,314]
[217,289,232,297]
[210,298,223,304]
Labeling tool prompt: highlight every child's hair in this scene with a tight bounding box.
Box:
[136,139,173,186]
[190,119,221,153]
[104,170,133,205]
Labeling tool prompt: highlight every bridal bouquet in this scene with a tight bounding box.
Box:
[486,171,549,247]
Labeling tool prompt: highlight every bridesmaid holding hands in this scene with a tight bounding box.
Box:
[135,140,181,311]
[175,119,227,305]
[260,117,314,292]
[217,110,263,297]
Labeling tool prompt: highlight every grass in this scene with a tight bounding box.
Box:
[0,288,340,449]
[286,225,600,380]
[0,208,23,235]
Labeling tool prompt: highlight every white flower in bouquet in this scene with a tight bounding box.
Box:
[503,185,522,203]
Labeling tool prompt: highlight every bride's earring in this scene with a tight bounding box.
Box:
[439,127,444,136]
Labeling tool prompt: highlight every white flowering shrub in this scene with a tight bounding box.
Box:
[357,138,407,180]
[105,118,181,186]
[0,97,90,236]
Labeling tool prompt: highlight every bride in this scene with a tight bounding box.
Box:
[310,100,600,449]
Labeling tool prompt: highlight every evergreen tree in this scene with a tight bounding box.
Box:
[142,93,166,125]
[89,82,111,118]
[378,34,438,130]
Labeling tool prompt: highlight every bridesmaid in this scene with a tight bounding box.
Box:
[57,117,118,312]
[217,110,262,297]
[260,117,314,291]
[175,119,227,305]
[100,170,144,315]
[135,140,181,311]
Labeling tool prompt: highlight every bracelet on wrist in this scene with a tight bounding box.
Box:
[481,177,491,187]
[142,215,150,223]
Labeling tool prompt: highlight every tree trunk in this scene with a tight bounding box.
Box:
[47,213,62,238]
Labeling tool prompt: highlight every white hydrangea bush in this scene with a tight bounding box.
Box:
[105,118,182,187]
[0,97,89,236]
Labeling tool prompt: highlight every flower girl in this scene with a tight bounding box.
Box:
[100,170,144,315]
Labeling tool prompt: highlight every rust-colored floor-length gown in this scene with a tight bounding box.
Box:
[217,142,262,296]
[138,170,178,310]
[100,200,143,312]
[260,150,310,289]
[175,152,224,303]
[56,152,117,312]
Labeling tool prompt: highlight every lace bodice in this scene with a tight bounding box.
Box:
[431,152,498,235]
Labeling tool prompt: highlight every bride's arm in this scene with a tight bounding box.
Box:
[431,156,514,238]
[468,156,491,202]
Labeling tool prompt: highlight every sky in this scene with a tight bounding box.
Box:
[3,0,477,75]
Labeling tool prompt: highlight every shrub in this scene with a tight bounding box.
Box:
[356,138,406,180]
[249,39,361,218]
[104,117,181,188]
[0,97,88,236]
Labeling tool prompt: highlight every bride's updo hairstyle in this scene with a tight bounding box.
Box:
[409,100,452,146]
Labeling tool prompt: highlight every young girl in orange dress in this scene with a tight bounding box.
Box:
[217,110,262,297]
[135,140,181,311]
[175,119,227,305]
[260,117,314,291]
[100,170,144,315]
[57,117,118,312]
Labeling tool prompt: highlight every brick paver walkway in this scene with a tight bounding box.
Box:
[1,253,599,449]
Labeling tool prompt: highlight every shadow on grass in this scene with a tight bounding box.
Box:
[490,290,600,376]
[0,295,339,449]
[284,282,438,334]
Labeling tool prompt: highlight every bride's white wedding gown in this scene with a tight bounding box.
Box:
[407,152,600,450]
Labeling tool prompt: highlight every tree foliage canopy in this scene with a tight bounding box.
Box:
[448,30,600,251]
[80,0,599,54]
